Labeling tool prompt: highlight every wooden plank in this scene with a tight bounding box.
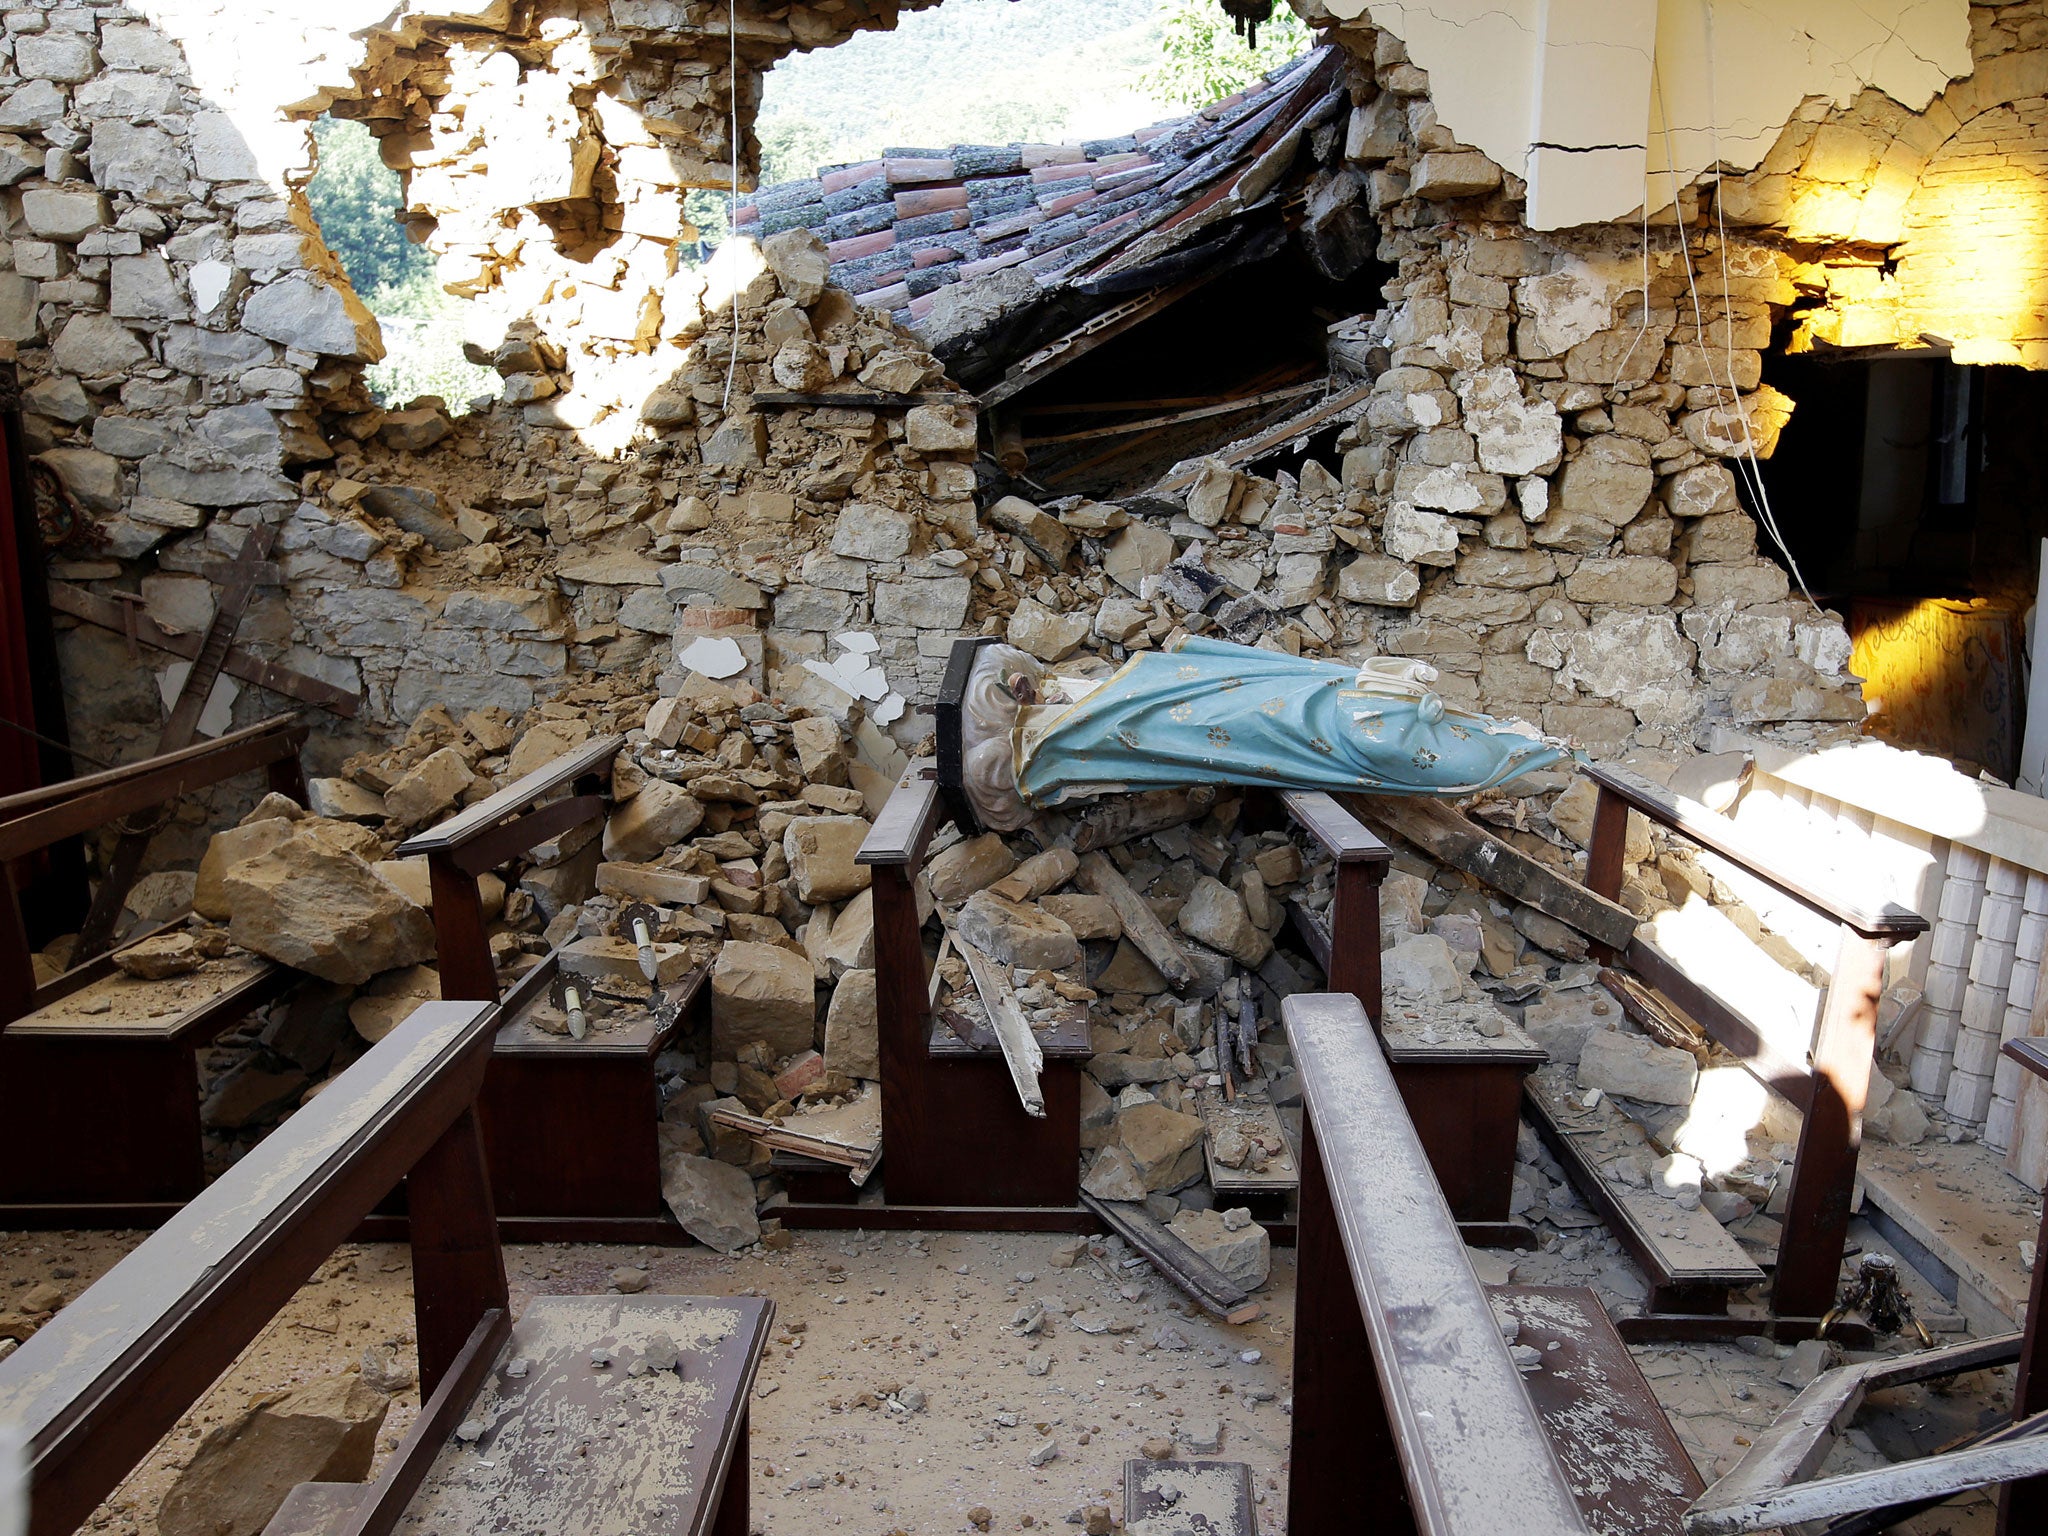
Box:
[0,713,304,821]
[1019,381,1324,446]
[1490,1286,1703,1536]
[1280,788,1393,864]
[1686,1412,2048,1534]
[1352,793,1636,952]
[950,924,1047,1118]
[1524,1069,1765,1292]
[1285,991,1590,1536]
[47,582,360,716]
[328,1308,509,1536]
[979,276,1216,409]
[1695,1333,2025,1525]
[1080,1192,1259,1325]
[1062,786,1218,854]
[0,717,308,861]
[856,775,942,868]
[1153,380,1375,494]
[1077,851,1195,989]
[396,736,622,858]
[0,999,497,1536]
[1584,765,1926,938]
[360,1295,773,1536]
[1125,1460,1257,1536]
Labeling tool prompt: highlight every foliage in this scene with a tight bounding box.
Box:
[1142,0,1313,109]
[306,116,495,409]
[306,117,433,303]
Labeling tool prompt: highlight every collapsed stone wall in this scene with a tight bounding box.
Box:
[14,0,2048,812]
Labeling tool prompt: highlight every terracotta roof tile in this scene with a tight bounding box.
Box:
[820,160,885,194]
[884,157,956,185]
[827,229,898,263]
[894,186,970,219]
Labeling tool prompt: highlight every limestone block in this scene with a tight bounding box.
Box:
[157,1374,388,1536]
[1564,556,1678,605]
[1177,877,1270,967]
[1456,547,1556,589]
[195,817,297,920]
[1411,151,1502,199]
[1104,520,1175,595]
[1168,1207,1271,1290]
[956,890,1080,970]
[596,862,711,906]
[1729,674,1864,723]
[987,495,1076,569]
[784,814,873,904]
[22,186,107,242]
[602,777,704,861]
[830,501,913,561]
[1692,562,1790,608]
[1383,933,1465,1001]
[0,80,67,134]
[1117,1103,1206,1191]
[110,252,187,319]
[221,828,435,985]
[661,1153,760,1254]
[1081,1144,1147,1201]
[37,447,123,514]
[1578,1028,1698,1105]
[1457,366,1562,475]
[1558,450,1652,526]
[1007,598,1092,662]
[905,399,977,454]
[89,121,187,201]
[1681,511,1757,564]
[52,312,147,378]
[1519,989,1621,1065]
[926,831,1016,901]
[1041,893,1120,941]
[0,272,38,342]
[874,576,970,628]
[1337,553,1421,606]
[817,888,877,976]
[383,746,475,828]
[16,34,97,83]
[711,941,816,1059]
[762,227,831,305]
[1663,462,1739,519]
[823,968,879,1080]
[1381,505,1460,566]
[560,934,692,986]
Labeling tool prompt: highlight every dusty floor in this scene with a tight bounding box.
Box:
[7,1211,2013,1536]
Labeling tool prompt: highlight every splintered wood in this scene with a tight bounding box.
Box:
[950,926,1047,1118]
[1076,851,1195,988]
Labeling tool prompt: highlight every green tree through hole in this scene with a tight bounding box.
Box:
[305,116,497,411]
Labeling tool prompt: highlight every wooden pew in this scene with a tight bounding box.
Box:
[0,989,769,1536]
[1285,990,1703,1536]
[778,767,1093,1232]
[0,714,309,1221]
[395,735,704,1235]
[394,732,623,1004]
[1277,791,1543,1236]
[1577,763,1931,1333]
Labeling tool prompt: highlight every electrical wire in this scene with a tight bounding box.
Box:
[1653,31,1820,612]
[721,0,741,415]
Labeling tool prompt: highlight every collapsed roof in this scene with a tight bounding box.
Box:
[734,48,1361,391]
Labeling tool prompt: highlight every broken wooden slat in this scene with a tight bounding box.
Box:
[1076,851,1195,988]
[1600,968,1712,1065]
[1351,792,1637,951]
[48,583,360,717]
[1684,1410,2048,1535]
[1080,1192,1260,1325]
[948,925,1046,1119]
[1691,1332,2024,1526]
[1583,763,1926,939]
[1018,381,1324,446]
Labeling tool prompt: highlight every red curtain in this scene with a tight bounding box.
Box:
[0,421,42,798]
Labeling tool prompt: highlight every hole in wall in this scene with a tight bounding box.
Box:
[304,115,499,414]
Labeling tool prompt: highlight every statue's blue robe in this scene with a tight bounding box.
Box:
[1013,637,1569,806]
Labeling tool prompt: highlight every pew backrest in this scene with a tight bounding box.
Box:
[396,735,622,1000]
[1284,991,1590,1536]
[0,998,500,1536]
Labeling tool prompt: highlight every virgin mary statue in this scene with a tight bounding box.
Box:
[955,636,1571,832]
